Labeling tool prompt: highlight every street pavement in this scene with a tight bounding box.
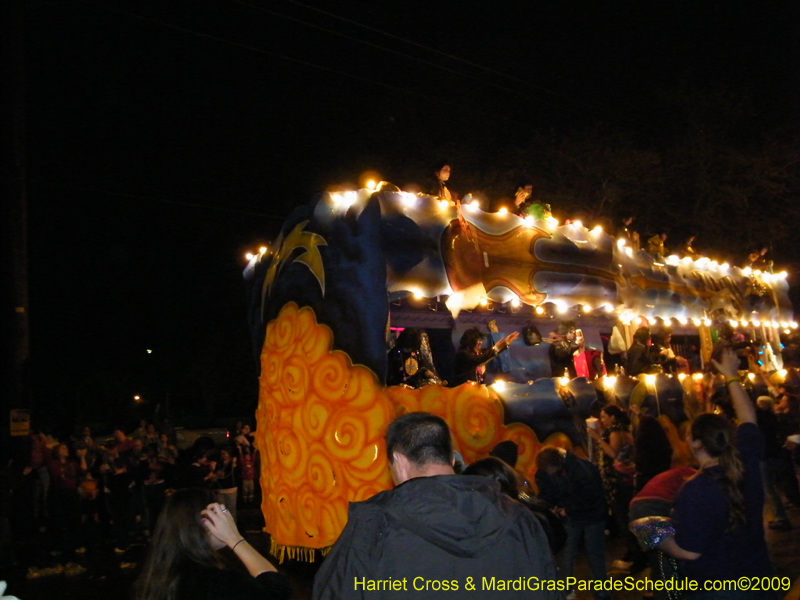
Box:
[4,503,800,599]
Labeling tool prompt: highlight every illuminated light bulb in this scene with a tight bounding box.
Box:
[644,374,656,386]
[439,200,449,210]
[592,225,603,234]
[259,246,267,254]
[366,180,376,190]
[740,320,748,327]
[752,320,761,327]
[682,256,693,264]
[709,260,718,270]
[535,305,545,315]
[411,289,423,300]
[719,263,730,271]
[470,200,480,208]
[754,269,762,276]
[134,395,140,400]
[245,253,253,260]
[742,267,752,276]
[678,373,686,381]
[510,297,520,308]
[665,255,680,266]
[761,273,772,283]
[791,322,799,329]
[677,317,688,326]
[146,349,152,354]
[583,304,591,313]
[524,216,534,226]
[778,271,788,279]
[786,329,792,335]
[703,318,712,327]
[778,369,788,379]
[479,298,488,306]
[771,321,780,328]
[603,303,614,312]
[401,192,416,208]
[747,373,755,381]
[691,318,701,326]
[559,376,570,387]
[604,375,617,390]
[729,319,739,327]
[556,303,568,314]
[331,192,342,204]
[546,216,559,230]
[695,257,709,270]
[572,220,583,229]
[492,380,506,392]
[692,373,703,381]
[617,239,627,250]
[342,191,357,207]
[625,247,633,257]
[780,322,789,328]
[498,207,508,215]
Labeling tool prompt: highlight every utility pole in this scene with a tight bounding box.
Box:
[1,0,31,451]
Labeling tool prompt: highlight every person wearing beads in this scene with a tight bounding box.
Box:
[134,488,291,600]
[450,327,519,387]
[657,349,775,599]
[587,404,642,571]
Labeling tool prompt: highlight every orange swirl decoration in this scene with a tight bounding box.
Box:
[256,302,548,558]
[257,303,395,553]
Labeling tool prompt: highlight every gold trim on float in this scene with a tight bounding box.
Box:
[269,537,332,563]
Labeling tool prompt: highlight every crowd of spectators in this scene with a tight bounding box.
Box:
[7,419,259,561]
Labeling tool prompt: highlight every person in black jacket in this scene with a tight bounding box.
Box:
[462,456,566,555]
[625,326,652,376]
[536,446,610,600]
[549,321,581,378]
[313,412,559,600]
[451,328,519,387]
[134,487,290,600]
[649,330,678,374]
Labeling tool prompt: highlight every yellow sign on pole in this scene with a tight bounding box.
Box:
[10,409,30,436]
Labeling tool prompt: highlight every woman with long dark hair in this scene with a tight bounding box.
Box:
[588,404,639,569]
[386,328,440,388]
[658,349,774,598]
[134,488,291,600]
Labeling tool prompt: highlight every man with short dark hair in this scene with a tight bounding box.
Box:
[536,445,609,600]
[313,412,559,599]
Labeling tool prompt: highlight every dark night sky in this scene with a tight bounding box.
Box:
[18,0,800,429]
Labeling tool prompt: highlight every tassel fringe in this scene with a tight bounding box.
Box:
[269,538,332,564]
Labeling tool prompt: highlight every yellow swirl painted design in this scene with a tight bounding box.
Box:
[256,302,566,552]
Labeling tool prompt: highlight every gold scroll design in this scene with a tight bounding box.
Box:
[442,220,549,305]
[442,221,623,306]
[261,221,328,309]
[256,302,575,561]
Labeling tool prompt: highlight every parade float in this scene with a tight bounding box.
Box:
[243,183,795,560]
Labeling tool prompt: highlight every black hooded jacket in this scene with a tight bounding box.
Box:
[312,474,559,599]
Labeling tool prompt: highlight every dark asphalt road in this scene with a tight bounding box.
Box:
[4,504,800,599]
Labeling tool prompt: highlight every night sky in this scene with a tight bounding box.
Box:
[15,0,800,431]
